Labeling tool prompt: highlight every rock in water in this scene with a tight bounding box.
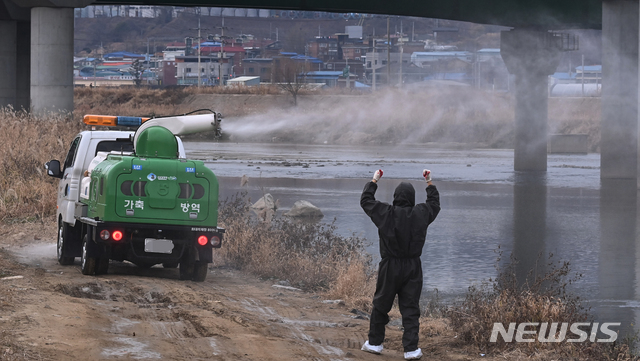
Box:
[251,193,276,211]
[251,193,277,222]
[284,200,324,218]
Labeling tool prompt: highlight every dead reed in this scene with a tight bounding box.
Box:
[217,192,376,300]
[74,86,191,117]
[448,250,638,360]
[0,108,82,222]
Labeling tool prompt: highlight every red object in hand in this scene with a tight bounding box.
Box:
[373,169,383,181]
[423,169,432,182]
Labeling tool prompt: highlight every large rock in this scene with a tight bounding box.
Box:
[251,193,277,222]
[251,193,276,211]
[284,200,324,218]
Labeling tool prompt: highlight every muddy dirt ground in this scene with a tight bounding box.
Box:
[0,219,497,361]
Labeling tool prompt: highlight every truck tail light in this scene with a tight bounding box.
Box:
[100,230,123,241]
[197,235,208,246]
[112,230,123,241]
[210,236,221,247]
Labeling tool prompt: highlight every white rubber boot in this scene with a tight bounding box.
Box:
[404,348,423,360]
[361,340,383,354]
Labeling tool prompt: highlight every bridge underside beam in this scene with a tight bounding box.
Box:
[88,0,603,29]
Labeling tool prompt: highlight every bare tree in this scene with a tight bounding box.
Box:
[128,59,145,86]
[274,57,311,106]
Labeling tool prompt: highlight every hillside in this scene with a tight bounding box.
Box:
[73,12,504,56]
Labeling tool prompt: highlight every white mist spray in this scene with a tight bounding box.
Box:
[221,87,514,146]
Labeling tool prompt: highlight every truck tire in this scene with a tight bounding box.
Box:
[179,247,195,280]
[179,260,194,280]
[96,258,109,275]
[57,220,75,265]
[192,261,208,282]
[81,234,97,275]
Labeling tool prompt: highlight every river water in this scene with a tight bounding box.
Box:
[185,141,637,335]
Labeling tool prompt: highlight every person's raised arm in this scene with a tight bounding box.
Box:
[423,169,440,223]
[361,169,390,226]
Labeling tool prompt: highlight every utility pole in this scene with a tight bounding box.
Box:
[216,18,230,86]
[190,17,208,87]
[581,54,585,96]
[372,39,376,91]
[346,57,350,89]
[412,22,415,42]
[146,38,150,85]
[399,40,403,87]
[387,17,390,86]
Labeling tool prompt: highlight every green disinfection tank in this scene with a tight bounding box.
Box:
[87,126,219,226]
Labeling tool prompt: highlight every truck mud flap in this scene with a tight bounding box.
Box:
[194,243,213,263]
[86,226,108,258]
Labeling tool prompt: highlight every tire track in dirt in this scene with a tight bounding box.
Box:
[4,242,414,360]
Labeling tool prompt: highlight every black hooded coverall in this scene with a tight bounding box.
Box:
[360,181,440,352]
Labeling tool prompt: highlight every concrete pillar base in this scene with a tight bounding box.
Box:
[16,21,30,111]
[601,0,639,181]
[501,29,561,172]
[31,7,74,114]
[0,21,17,108]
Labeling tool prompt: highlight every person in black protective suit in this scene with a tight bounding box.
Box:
[360,169,440,360]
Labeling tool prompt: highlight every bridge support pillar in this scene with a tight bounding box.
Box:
[16,21,30,111]
[30,7,74,114]
[0,21,17,109]
[0,20,30,111]
[601,0,639,181]
[501,29,561,171]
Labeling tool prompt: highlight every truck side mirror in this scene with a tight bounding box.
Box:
[45,160,62,179]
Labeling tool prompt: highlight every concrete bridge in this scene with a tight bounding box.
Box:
[0,0,637,183]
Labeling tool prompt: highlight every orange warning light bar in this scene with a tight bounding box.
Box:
[83,115,150,127]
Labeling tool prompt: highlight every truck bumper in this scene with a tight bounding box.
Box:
[78,217,224,264]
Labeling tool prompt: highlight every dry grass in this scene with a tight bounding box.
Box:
[74,86,190,117]
[217,192,376,297]
[549,98,601,152]
[448,250,639,360]
[0,108,82,222]
[326,259,377,311]
[183,84,283,95]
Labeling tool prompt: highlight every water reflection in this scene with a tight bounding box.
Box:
[201,142,640,337]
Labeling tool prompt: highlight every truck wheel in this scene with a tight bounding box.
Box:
[57,220,75,265]
[179,247,195,280]
[192,261,208,282]
[80,234,97,275]
[179,260,194,280]
[96,258,109,275]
